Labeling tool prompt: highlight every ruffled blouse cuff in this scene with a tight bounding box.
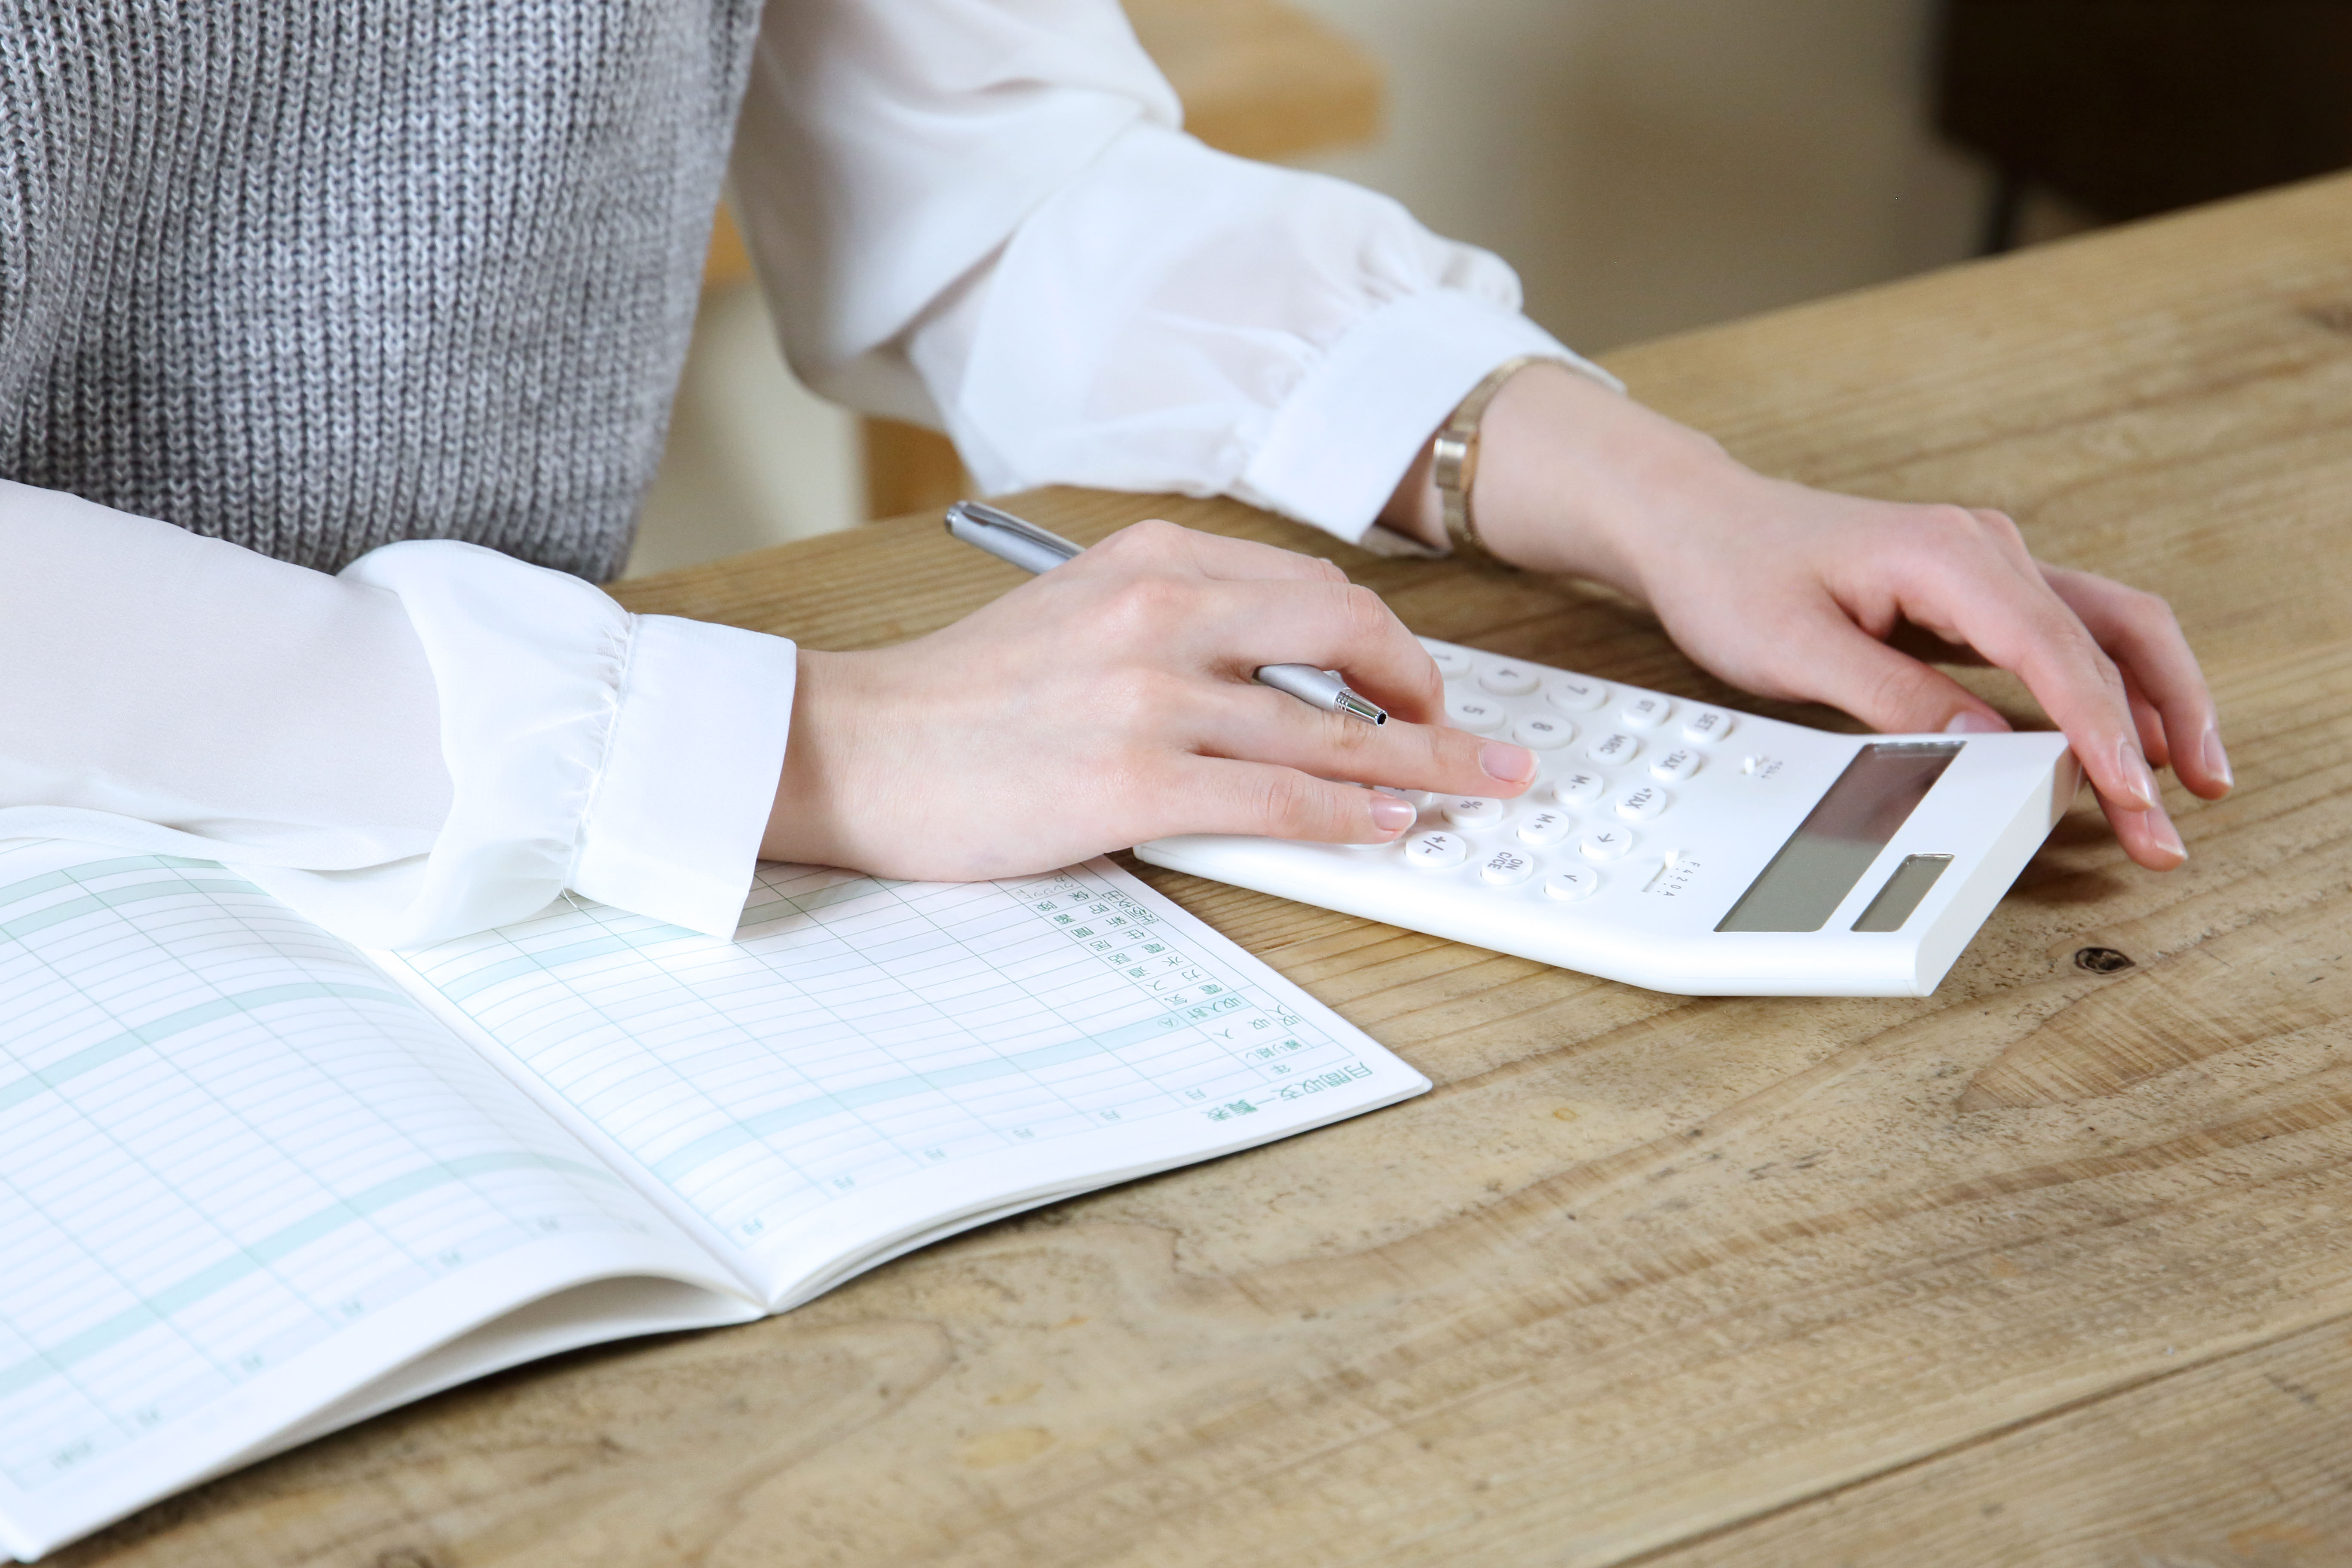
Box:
[245,542,795,948]
[570,612,796,934]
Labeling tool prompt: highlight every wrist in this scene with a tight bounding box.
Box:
[1481,363,1741,590]
[760,649,861,868]
[1383,361,1745,597]
[1378,432,1446,552]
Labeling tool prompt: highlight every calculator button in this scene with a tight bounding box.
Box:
[1649,747,1703,782]
[1619,694,1673,730]
[1613,784,1669,822]
[1428,646,1474,680]
[1479,848,1537,886]
[1544,677,1608,714]
[1581,826,1636,861]
[1682,707,1735,744]
[1478,662,1541,696]
[1512,715,1575,749]
[1544,867,1599,901]
[1550,769,1606,806]
[1404,831,1470,869]
[1441,796,1507,829]
[1445,693,1506,733]
[1517,808,1574,846]
[1586,732,1641,766]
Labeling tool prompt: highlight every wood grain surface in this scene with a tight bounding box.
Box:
[62,175,2352,1567]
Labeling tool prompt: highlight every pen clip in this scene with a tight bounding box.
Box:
[945,500,1085,566]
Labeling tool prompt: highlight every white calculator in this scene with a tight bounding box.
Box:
[1136,638,2080,996]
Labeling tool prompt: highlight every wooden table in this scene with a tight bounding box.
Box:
[73,175,2352,1566]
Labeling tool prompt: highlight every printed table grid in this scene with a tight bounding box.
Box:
[397,864,1378,1249]
[0,849,657,1492]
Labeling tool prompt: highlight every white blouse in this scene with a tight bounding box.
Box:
[0,0,1613,948]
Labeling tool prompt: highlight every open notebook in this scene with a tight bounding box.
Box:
[0,841,1425,1560]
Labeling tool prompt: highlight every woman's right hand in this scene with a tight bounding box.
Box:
[758,519,1538,879]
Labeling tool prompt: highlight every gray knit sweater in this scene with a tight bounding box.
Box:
[0,1,760,581]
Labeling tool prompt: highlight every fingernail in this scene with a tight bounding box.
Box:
[2116,735,2161,810]
[1369,794,1416,833]
[1481,741,1537,784]
[2201,723,2233,790]
[2147,807,2187,866]
[1944,709,2009,734]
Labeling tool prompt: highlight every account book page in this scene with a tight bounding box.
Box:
[0,842,751,1560]
[377,859,1429,1309]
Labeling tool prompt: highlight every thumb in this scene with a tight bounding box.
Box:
[1789,613,2010,736]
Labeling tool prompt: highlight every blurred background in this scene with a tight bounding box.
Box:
[626,0,2352,577]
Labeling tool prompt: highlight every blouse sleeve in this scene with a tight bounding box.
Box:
[0,481,796,948]
[727,0,1621,545]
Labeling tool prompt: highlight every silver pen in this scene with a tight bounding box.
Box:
[945,500,1388,726]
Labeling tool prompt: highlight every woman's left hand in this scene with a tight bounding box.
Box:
[1383,363,2230,870]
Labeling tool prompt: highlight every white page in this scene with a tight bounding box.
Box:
[0,843,755,1562]
[376,859,1429,1307]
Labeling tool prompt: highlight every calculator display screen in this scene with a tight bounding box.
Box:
[1716,742,1962,932]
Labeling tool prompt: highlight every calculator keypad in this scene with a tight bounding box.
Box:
[1551,770,1605,805]
[1586,732,1639,766]
[1446,694,1506,733]
[1479,849,1537,886]
[1544,867,1599,900]
[1512,715,1575,749]
[1581,826,1635,861]
[1544,677,1608,713]
[1384,639,1742,909]
[1619,695,1672,730]
[1517,808,1574,846]
[1649,746,1703,782]
[1442,796,1507,829]
[1613,784,1669,822]
[1682,707,1735,743]
[1405,830,1469,869]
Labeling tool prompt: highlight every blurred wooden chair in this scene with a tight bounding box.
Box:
[699,0,1387,521]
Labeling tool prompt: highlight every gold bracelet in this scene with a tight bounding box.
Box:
[1431,354,1565,567]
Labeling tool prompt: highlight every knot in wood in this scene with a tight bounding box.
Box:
[2073,946,2136,974]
